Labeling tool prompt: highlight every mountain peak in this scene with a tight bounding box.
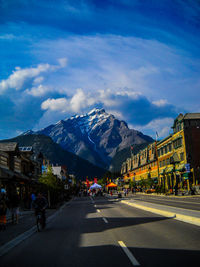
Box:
[20,130,34,136]
[87,108,106,116]
[21,108,153,170]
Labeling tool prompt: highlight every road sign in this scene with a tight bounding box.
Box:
[185,163,190,173]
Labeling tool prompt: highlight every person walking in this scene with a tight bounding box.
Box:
[10,191,20,224]
[0,189,8,231]
[31,192,36,209]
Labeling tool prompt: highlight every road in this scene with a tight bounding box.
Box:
[1,196,200,267]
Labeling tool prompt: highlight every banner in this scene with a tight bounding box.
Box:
[86,178,90,188]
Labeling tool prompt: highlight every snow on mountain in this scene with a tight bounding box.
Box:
[23,108,153,169]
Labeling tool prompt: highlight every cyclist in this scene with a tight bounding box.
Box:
[33,192,48,228]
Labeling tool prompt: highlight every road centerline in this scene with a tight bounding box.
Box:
[118,241,140,266]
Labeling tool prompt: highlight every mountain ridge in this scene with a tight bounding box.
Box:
[0,134,107,179]
[23,108,153,169]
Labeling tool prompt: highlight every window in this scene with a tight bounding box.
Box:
[180,152,184,161]
[173,137,182,149]
[169,143,172,151]
[165,146,168,154]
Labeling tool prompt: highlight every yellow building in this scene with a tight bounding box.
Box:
[121,113,200,193]
[121,142,158,187]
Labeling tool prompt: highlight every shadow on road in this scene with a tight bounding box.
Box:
[1,196,200,267]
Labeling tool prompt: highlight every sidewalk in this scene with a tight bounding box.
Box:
[121,199,200,227]
[0,204,64,247]
[105,193,200,226]
[106,191,200,199]
[6,209,34,224]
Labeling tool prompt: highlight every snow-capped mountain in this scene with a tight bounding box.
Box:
[24,108,153,169]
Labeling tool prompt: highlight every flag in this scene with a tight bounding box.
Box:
[156,132,159,141]
[86,178,90,188]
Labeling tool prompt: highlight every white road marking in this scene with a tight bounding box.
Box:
[97,209,100,213]
[102,217,108,223]
[118,241,140,266]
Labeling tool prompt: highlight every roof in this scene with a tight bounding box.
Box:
[19,146,33,152]
[0,142,18,152]
[183,113,200,120]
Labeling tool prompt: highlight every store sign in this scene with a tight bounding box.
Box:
[182,173,189,179]
[185,163,190,173]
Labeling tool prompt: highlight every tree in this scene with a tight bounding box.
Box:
[139,178,146,188]
[39,166,61,207]
[146,177,154,188]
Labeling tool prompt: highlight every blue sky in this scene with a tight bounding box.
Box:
[0,0,200,139]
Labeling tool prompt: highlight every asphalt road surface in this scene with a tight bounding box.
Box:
[127,194,200,211]
[1,196,200,267]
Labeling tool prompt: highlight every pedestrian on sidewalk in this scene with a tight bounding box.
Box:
[31,192,36,209]
[10,191,20,224]
[0,189,8,231]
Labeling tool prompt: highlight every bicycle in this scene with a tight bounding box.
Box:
[36,210,45,232]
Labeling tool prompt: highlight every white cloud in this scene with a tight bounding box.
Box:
[26,84,51,97]
[0,58,67,94]
[41,97,68,112]
[58,58,67,68]
[0,34,16,40]
[152,99,168,107]
[33,35,200,112]
[38,87,178,138]
[134,117,174,139]
[33,76,44,84]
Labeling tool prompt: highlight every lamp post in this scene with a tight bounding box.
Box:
[170,153,180,195]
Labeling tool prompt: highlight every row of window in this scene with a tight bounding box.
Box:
[0,155,8,167]
[159,152,184,168]
[173,138,183,149]
[159,158,170,168]
[174,123,182,133]
[140,161,157,170]
[157,137,183,157]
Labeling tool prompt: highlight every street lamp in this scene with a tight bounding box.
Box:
[170,153,180,195]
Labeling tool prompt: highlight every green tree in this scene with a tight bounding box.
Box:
[146,177,154,188]
[139,178,146,188]
[39,166,62,207]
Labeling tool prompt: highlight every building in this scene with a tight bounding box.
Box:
[121,142,158,187]
[0,143,43,203]
[52,165,67,181]
[121,113,200,192]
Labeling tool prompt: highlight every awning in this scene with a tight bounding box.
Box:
[90,183,102,189]
[106,182,117,187]
[165,166,174,173]
[176,164,185,172]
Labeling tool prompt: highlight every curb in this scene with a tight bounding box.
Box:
[121,200,200,227]
[0,201,70,257]
[135,192,200,198]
